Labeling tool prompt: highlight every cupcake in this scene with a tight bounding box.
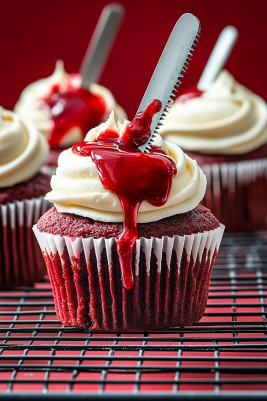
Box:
[0,108,51,287]
[33,100,224,331]
[14,61,127,175]
[159,70,267,232]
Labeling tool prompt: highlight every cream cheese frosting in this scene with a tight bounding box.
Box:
[0,108,49,187]
[14,61,127,147]
[159,70,267,155]
[45,112,207,223]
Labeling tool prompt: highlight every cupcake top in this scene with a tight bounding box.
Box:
[159,70,267,155]
[0,108,49,188]
[14,61,127,149]
[46,110,206,224]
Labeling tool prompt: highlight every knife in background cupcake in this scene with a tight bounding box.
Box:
[178,25,238,102]
[72,13,200,289]
[14,3,126,169]
[44,3,125,150]
[80,3,124,87]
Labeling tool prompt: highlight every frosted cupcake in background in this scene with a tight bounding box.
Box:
[159,70,267,232]
[14,61,127,174]
[0,108,51,287]
[33,104,224,331]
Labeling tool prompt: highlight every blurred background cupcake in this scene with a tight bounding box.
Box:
[14,61,126,175]
[0,108,51,287]
[14,4,127,175]
[159,69,267,232]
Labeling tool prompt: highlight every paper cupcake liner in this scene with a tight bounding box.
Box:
[0,197,51,288]
[33,224,224,331]
[201,158,267,232]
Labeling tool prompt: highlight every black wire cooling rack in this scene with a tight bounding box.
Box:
[0,231,267,400]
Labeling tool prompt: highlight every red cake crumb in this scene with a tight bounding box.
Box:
[186,142,267,165]
[37,204,220,239]
[0,172,51,204]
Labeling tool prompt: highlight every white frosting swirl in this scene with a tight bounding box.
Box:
[0,108,49,187]
[14,61,127,148]
[45,112,206,223]
[159,70,267,154]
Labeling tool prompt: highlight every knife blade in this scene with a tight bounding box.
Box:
[197,25,238,92]
[137,13,200,153]
[79,3,125,88]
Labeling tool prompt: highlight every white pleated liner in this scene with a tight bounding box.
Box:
[33,223,225,331]
[202,158,267,191]
[201,158,267,231]
[1,197,50,228]
[0,197,51,287]
[33,225,224,274]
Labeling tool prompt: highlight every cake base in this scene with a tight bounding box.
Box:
[182,145,267,232]
[35,206,223,331]
[41,239,217,330]
[0,197,51,288]
[185,142,267,165]
[0,172,51,204]
[200,159,267,232]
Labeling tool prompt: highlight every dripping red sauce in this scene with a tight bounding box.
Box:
[39,74,106,149]
[72,99,177,290]
[177,85,202,102]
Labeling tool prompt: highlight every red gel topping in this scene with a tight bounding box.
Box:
[177,85,203,102]
[39,74,106,149]
[72,99,177,290]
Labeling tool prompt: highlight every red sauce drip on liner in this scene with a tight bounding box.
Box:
[39,74,106,149]
[72,99,177,290]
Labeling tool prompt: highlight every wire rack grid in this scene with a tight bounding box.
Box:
[0,230,267,400]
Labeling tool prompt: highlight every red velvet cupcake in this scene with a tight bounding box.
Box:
[0,108,51,287]
[159,71,267,232]
[33,107,224,331]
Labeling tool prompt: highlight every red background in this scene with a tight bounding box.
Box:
[0,0,266,119]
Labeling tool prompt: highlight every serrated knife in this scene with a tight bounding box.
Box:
[137,13,200,153]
